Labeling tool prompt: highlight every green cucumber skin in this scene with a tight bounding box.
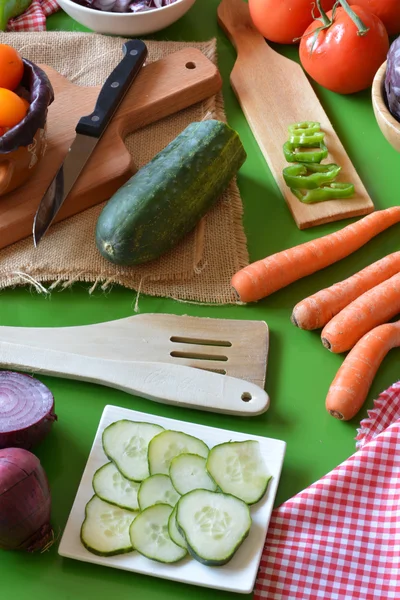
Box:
[176,490,252,567]
[80,534,133,558]
[129,504,188,564]
[102,419,164,482]
[95,120,246,266]
[92,462,139,512]
[183,534,250,567]
[80,496,134,557]
[206,441,272,505]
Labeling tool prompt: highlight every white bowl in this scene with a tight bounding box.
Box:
[57,0,196,36]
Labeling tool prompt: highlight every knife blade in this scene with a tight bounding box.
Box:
[33,38,148,247]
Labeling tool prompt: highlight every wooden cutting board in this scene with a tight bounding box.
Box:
[217,0,375,230]
[0,48,222,250]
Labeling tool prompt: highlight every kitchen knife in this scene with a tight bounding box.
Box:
[33,38,148,247]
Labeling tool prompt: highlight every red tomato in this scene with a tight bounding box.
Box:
[299,5,389,94]
[249,0,335,45]
[0,44,24,91]
[353,0,400,35]
[0,88,29,128]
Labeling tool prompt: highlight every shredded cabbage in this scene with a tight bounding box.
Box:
[73,0,179,11]
[385,36,400,123]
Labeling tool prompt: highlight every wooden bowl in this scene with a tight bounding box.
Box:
[372,60,400,152]
[0,126,47,197]
[0,59,53,198]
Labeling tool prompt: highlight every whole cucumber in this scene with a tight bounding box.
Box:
[95,119,246,266]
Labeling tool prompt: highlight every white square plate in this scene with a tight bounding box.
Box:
[58,405,286,594]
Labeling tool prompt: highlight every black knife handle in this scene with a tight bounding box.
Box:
[76,39,148,139]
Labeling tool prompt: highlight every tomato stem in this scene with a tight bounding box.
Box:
[305,0,337,52]
[315,0,330,27]
[337,0,370,36]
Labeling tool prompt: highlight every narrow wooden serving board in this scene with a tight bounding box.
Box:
[0,48,222,250]
[217,0,374,230]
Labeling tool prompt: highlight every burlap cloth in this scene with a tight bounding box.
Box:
[0,32,249,304]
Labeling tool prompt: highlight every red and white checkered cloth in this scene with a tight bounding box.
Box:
[7,0,59,31]
[255,381,400,600]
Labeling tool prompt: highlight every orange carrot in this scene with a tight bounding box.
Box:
[326,321,400,420]
[291,251,400,330]
[231,207,400,303]
[321,271,400,353]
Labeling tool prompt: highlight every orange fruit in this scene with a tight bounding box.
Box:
[0,44,24,91]
[20,97,30,112]
[0,88,29,128]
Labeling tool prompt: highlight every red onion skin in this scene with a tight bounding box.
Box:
[0,371,57,451]
[0,408,57,450]
[0,448,52,551]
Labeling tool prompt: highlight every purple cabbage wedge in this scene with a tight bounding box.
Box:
[0,371,57,450]
[0,58,54,154]
[384,36,400,123]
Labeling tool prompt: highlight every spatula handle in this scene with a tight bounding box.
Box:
[0,342,269,416]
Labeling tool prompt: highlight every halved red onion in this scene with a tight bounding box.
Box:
[0,371,57,450]
[0,447,52,551]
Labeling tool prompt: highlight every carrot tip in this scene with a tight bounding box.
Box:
[329,409,345,420]
[321,336,332,351]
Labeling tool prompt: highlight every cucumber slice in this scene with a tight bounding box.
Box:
[206,440,271,505]
[148,430,209,475]
[102,420,164,481]
[168,505,187,549]
[138,474,180,510]
[176,489,251,566]
[80,495,138,556]
[129,504,187,563]
[169,453,217,495]
[92,462,140,511]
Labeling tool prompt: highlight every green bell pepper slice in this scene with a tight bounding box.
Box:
[291,182,355,204]
[287,121,321,136]
[283,140,329,164]
[283,163,342,190]
[288,131,325,146]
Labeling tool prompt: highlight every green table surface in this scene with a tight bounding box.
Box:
[2,2,400,599]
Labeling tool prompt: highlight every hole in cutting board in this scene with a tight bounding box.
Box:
[185,62,196,69]
[241,392,252,403]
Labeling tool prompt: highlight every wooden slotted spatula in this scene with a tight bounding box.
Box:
[0,314,269,388]
[217,0,374,230]
[0,342,269,416]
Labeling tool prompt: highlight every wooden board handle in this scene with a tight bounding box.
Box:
[0,341,269,416]
[217,0,273,55]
